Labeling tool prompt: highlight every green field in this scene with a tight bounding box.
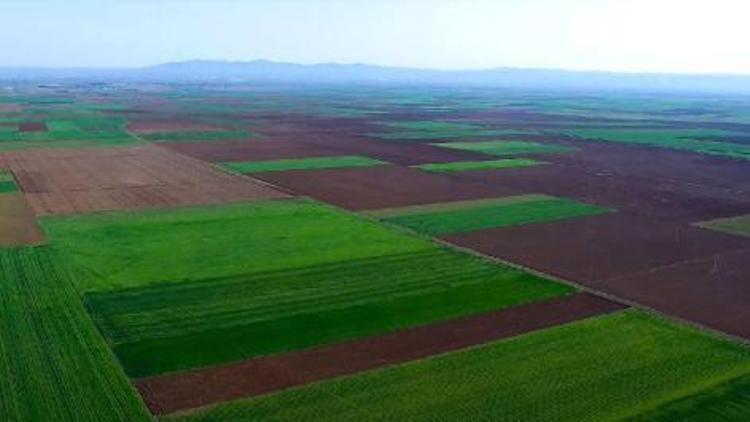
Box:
[222,155,386,173]
[565,128,750,160]
[88,248,571,377]
[374,129,533,140]
[414,158,542,172]
[139,130,258,142]
[0,171,16,192]
[436,140,575,156]
[384,120,483,131]
[163,310,750,422]
[55,199,571,376]
[0,247,150,421]
[41,199,435,291]
[696,214,750,238]
[377,194,611,235]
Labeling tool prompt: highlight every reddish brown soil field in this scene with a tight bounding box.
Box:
[0,145,289,216]
[443,212,750,282]
[253,165,518,210]
[0,193,46,246]
[136,293,624,415]
[126,120,223,133]
[163,139,346,162]
[18,122,48,132]
[0,103,22,112]
[596,248,750,339]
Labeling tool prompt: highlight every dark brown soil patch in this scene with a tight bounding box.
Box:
[136,293,624,415]
[253,165,517,210]
[596,248,750,339]
[126,120,222,134]
[162,140,346,162]
[443,212,750,282]
[0,145,289,216]
[18,122,48,132]
[0,193,46,246]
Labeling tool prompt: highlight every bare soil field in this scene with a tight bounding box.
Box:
[163,139,345,162]
[0,193,46,245]
[126,120,223,134]
[0,145,289,216]
[253,165,518,210]
[18,122,48,132]
[0,103,23,112]
[443,212,750,282]
[597,248,750,339]
[136,292,624,415]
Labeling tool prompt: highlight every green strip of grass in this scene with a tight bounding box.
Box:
[140,130,258,142]
[163,310,750,422]
[365,194,551,218]
[695,214,750,238]
[415,158,542,172]
[384,121,483,131]
[436,140,575,156]
[565,128,750,160]
[0,180,17,193]
[0,247,150,421]
[380,195,611,235]
[222,156,386,173]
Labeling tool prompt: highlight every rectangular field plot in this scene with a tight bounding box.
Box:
[1,144,287,215]
[373,194,611,235]
[57,199,571,377]
[222,155,387,173]
[414,158,542,172]
[565,128,750,160]
[0,193,46,246]
[162,311,750,422]
[0,170,17,192]
[0,247,151,421]
[696,214,750,238]
[436,140,575,156]
[139,130,258,142]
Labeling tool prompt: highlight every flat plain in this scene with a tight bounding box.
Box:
[1,84,750,421]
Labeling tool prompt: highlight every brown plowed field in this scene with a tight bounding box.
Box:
[163,139,346,162]
[0,103,22,112]
[136,293,625,415]
[126,120,222,133]
[443,212,750,282]
[0,193,46,245]
[18,122,48,132]
[0,145,289,216]
[253,165,518,210]
[596,248,750,339]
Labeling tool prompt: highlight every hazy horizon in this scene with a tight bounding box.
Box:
[3,0,750,76]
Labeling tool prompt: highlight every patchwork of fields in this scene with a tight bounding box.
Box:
[1,85,750,421]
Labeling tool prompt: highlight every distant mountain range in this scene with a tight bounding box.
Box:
[2,60,750,94]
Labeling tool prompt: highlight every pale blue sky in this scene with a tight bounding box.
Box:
[3,0,750,74]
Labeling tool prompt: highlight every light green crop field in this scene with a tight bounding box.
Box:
[88,248,571,377]
[41,199,435,292]
[384,121,484,131]
[222,155,386,173]
[436,140,575,155]
[139,130,258,142]
[414,158,542,172]
[0,247,150,422]
[378,194,611,235]
[695,214,750,238]
[162,310,750,422]
[565,128,750,160]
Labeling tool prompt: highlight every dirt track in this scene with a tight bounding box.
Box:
[135,293,624,415]
[0,144,289,216]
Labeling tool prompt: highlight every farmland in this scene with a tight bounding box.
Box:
[1,83,750,421]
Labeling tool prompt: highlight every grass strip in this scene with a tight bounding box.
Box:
[415,158,542,172]
[436,140,575,155]
[222,156,386,173]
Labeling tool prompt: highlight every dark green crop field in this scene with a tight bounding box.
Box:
[222,155,386,173]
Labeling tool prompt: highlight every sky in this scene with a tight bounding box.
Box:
[3,0,750,74]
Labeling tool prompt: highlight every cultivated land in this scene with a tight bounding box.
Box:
[1,84,750,421]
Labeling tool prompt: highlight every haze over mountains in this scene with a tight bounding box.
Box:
[3,60,750,94]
